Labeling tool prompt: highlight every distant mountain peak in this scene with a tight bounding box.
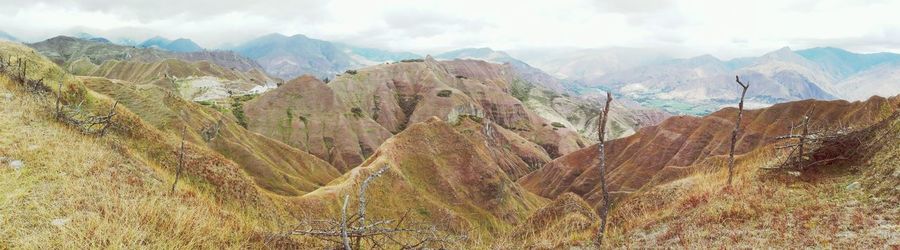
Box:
[138,36,202,52]
[764,46,796,57]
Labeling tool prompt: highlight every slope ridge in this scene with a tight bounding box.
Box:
[296,117,547,245]
[520,96,899,208]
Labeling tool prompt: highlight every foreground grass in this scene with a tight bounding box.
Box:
[606,132,899,248]
[0,75,268,248]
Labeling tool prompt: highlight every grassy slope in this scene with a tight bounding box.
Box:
[604,113,900,248]
[294,117,547,247]
[78,76,340,196]
[0,41,301,248]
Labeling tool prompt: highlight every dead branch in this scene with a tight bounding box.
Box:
[595,91,612,248]
[797,116,809,170]
[358,164,390,228]
[771,114,854,171]
[727,75,750,186]
[289,164,464,249]
[340,194,351,250]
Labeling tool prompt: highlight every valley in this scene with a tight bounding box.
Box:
[1,7,899,248]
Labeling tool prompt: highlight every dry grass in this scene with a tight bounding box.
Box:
[0,75,262,248]
[0,41,303,248]
[604,119,900,248]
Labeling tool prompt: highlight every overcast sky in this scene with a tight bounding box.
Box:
[1,0,898,58]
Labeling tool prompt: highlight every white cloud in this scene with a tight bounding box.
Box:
[0,0,898,58]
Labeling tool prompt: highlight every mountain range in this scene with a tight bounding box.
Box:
[233,33,420,79]
[137,36,204,52]
[511,46,900,115]
[0,30,900,249]
[2,30,900,248]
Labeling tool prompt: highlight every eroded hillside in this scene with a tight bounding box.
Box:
[521,96,899,209]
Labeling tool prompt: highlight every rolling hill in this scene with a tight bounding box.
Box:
[605,103,900,248]
[295,116,548,245]
[437,47,671,140]
[0,41,306,247]
[520,95,899,209]
[29,36,278,101]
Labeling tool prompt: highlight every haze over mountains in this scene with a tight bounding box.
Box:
[2,24,900,248]
[232,33,420,79]
[5,28,900,110]
[511,46,900,114]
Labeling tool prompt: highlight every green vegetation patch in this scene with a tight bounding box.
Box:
[436,89,452,97]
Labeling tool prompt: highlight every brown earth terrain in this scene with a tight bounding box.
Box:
[520,96,900,208]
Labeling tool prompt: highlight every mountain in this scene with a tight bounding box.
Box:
[437,47,567,92]
[165,38,204,52]
[606,102,900,248]
[338,43,420,63]
[234,33,419,79]
[508,47,672,81]
[243,56,587,172]
[797,47,900,101]
[31,36,263,72]
[520,96,899,209]
[328,56,589,157]
[527,46,900,115]
[30,36,277,100]
[836,62,900,101]
[138,36,204,52]
[80,76,340,195]
[0,31,18,42]
[587,47,843,115]
[0,41,314,247]
[234,33,358,79]
[797,47,900,79]
[297,116,547,242]
[137,36,171,48]
[243,76,394,172]
[437,47,671,140]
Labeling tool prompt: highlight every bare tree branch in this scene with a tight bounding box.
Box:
[727,75,750,186]
[341,194,352,250]
[595,91,612,248]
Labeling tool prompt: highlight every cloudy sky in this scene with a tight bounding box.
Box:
[1,0,898,58]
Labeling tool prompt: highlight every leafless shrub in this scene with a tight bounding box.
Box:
[288,164,465,249]
[769,111,854,172]
[1,55,116,136]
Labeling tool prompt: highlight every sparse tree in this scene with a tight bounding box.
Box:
[595,91,612,248]
[727,75,750,186]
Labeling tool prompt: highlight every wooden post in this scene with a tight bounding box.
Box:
[728,75,750,186]
[55,80,63,118]
[595,91,613,248]
[170,125,187,194]
[798,116,809,170]
[340,194,352,250]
